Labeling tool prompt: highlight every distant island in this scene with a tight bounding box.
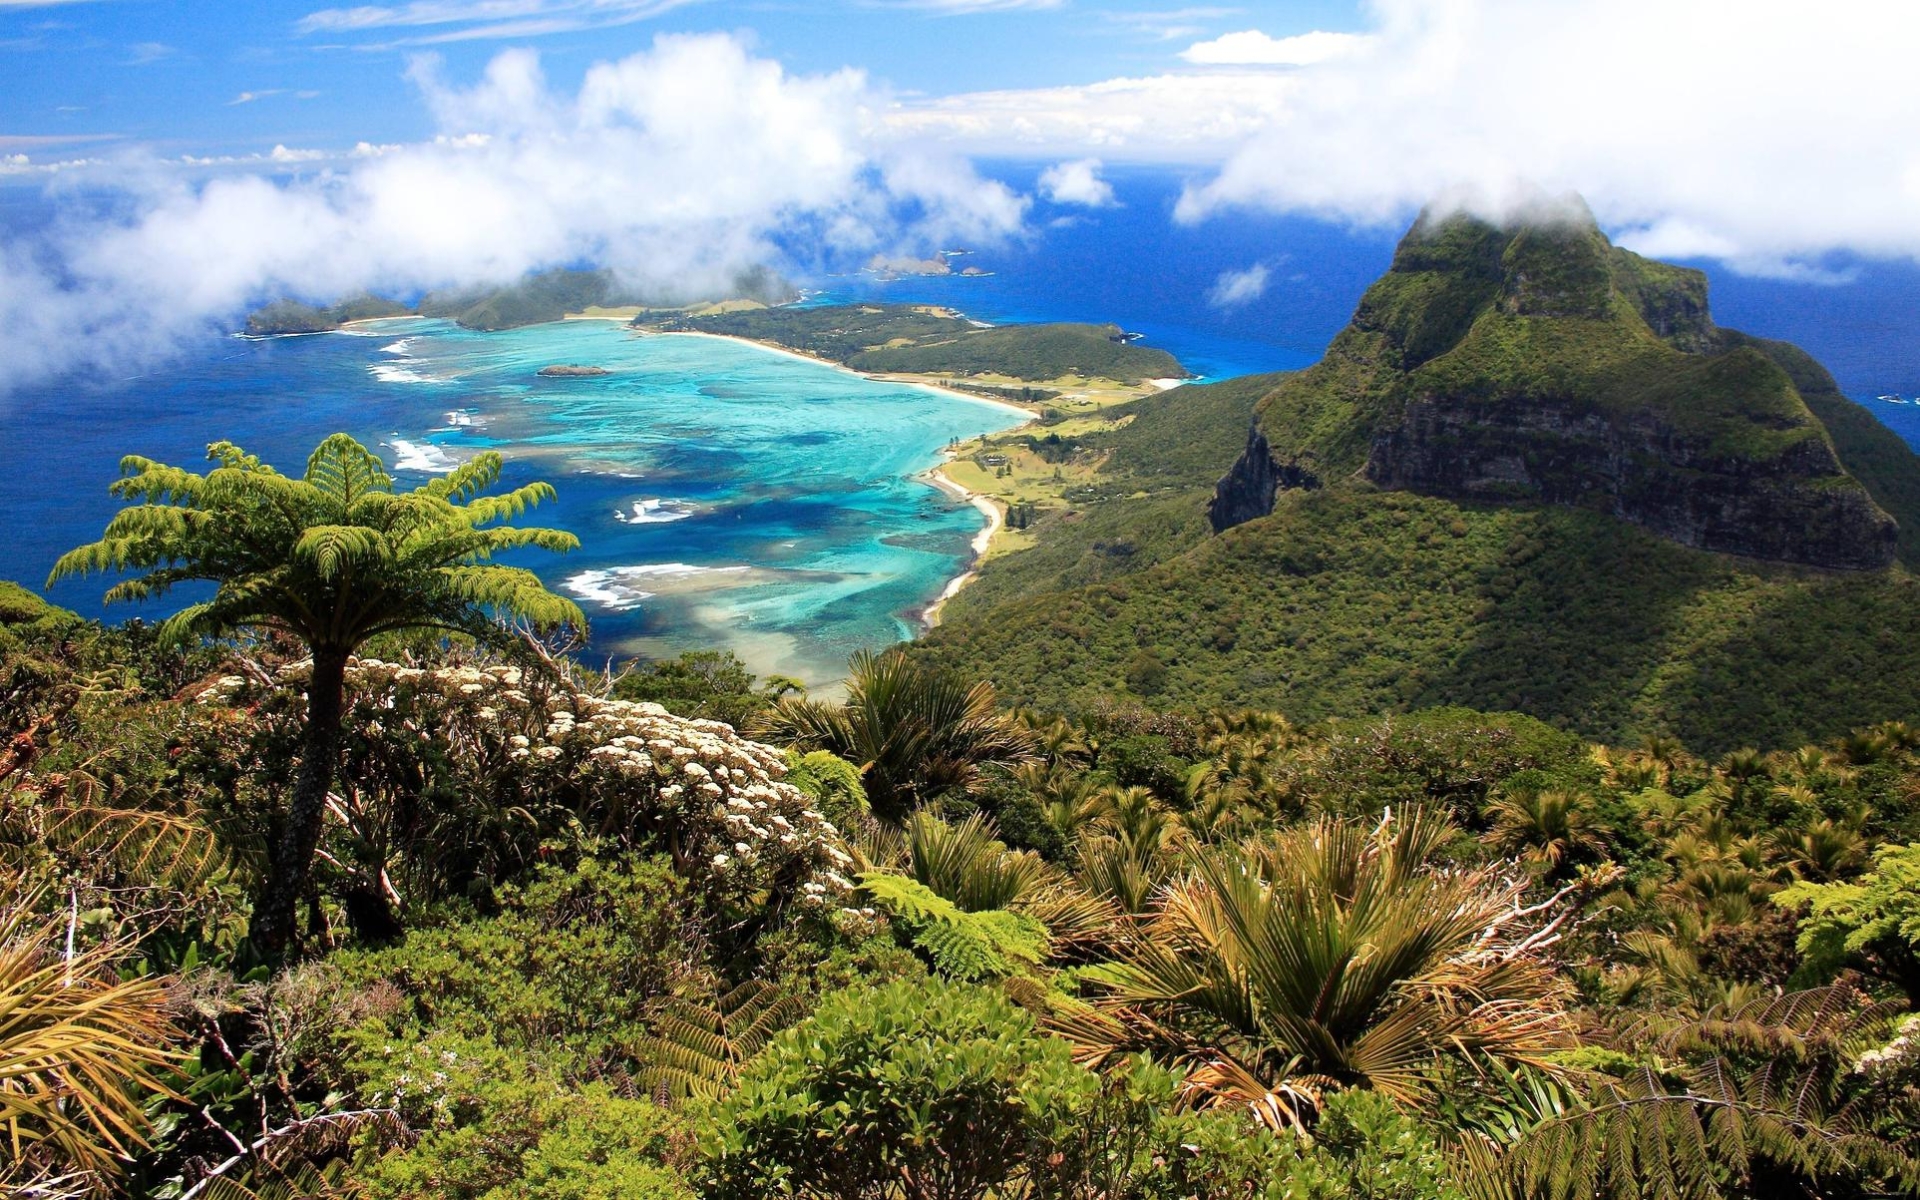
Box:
[241,265,797,335]
[643,302,1184,386]
[862,251,991,280]
[537,364,611,378]
[244,294,412,335]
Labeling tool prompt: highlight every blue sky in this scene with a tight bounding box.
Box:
[2,0,1361,156]
[1,0,1914,395]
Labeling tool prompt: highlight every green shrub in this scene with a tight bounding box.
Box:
[356,1076,690,1200]
[329,857,692,1072]
[698,979,1099,1200]
[1140,1093,1463,1200]
[782,748,868,830]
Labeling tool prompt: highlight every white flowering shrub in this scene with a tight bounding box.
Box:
[191,657,856,925]
[1856,1013,1920,1087]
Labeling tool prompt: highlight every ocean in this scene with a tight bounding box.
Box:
[6,320,1021,685]
[6,164,1920,685]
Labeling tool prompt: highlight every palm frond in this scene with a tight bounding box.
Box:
[0,899,180,1186]
[1055,809,1574,1123]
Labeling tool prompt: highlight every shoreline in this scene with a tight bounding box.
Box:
[918,461,1003,629]
[650,331,1032,633]
[653,329,1040,423]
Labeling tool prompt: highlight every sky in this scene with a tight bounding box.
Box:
[0,0,1359,155]
[2,0,1918,392]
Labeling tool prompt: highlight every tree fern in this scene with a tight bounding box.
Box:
[1471,988,1920,1199]
[859,872,1050,980]
[633,979,805,1101]
[49,435,582,957]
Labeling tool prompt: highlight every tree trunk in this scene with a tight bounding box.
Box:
[250,646,348,961]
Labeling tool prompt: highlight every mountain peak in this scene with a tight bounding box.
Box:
[1211,199,1901,571]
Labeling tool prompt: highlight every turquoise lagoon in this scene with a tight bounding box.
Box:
[14,318,1026,687]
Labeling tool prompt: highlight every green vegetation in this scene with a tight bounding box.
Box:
[19,200,1920,1199]
[48,434,583,957]
[658,302,1184,383]
[245,295,412,335]
[918,485,1920,752]
[7,545,1920,1196]
[914,210,1920,753]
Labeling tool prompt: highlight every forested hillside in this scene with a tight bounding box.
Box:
[915,207,1920,752]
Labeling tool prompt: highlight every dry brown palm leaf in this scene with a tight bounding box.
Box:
[0,892,181,1192]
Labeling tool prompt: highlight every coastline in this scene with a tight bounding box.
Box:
[651,330,1031,634]
[654,329,1039,423]
[918,461,1002,629]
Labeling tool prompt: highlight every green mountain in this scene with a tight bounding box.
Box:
[1211,199,1899,570]
[912,203,1920,752]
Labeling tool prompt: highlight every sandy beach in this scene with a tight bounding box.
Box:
[918,462,1003,628]
[646,330,1032,631]
[654,329,1039,422]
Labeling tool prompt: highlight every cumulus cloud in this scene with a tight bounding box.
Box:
[1038,157,1115,207]
[886,70,1294,163]
[0,33,1027,393]
[1168,0,1920,270]
[1180,29,1367,66]
[892,0,1920,273]
[1206,262,1268,308]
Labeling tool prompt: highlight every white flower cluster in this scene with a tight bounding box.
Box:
[205,657,857,914]
[195,674,249,702]
[1855,1013,1920,1083]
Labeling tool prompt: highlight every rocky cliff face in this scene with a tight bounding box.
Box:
[1208,425,1321,530]
[1366,391,1895,570]
[1212,200,1902,571]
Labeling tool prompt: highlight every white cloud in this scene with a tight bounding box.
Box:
[886,70,1295,163]
[892,0,1920,273]
[1106,8,1242,42]
[0,133,121,151]
[0,34,1028,393]
[229,90,286,105]
[1180,28,1367,66]
[298,0,701,42]
[1168,0,1920,270]
[1207,262,1268,308]
[1038,157,1114,207]
[124,41,176,65]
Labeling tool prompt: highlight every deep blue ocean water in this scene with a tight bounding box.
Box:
[6,165,1920,683]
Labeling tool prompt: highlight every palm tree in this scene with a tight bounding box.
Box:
[769,649,1035,822]
[1055,809,1573,1128]
[1487,789,1607,877]
[49,436,582,957]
